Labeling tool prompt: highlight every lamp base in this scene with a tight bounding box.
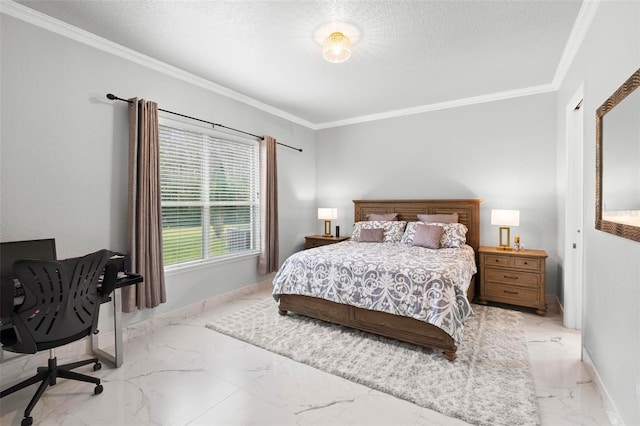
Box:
[497,226,511,250]
[323,220,333,237]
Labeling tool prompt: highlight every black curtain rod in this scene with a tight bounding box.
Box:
[106,93,302,152]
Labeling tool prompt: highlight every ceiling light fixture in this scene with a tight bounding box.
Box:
[322,31,352,63]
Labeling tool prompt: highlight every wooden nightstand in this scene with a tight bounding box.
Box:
[478,246,548,315]
[304,235,350,249]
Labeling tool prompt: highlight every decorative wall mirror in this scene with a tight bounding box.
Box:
[595,68,640,242]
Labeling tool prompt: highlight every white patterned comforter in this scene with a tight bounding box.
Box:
[272,241,477,344]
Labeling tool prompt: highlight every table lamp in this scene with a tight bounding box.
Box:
[491,209,520,250]
[318,208,337,237]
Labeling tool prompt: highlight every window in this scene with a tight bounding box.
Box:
[159,121,260,268]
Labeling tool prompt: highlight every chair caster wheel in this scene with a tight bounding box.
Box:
[94,384,103,395]
[93,362,102,371]
[21,416,33,426]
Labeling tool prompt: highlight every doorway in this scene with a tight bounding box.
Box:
[563,85,585,330]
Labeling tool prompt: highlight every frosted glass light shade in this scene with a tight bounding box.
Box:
[323,32,352,63]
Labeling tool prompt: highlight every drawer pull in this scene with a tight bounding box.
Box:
[504,275,519,280]
[503,290,519,295]
[523,261,528,265]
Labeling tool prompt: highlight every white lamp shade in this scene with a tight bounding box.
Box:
[491,209,520,226]
[318,208,338,220]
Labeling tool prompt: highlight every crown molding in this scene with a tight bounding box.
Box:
[0,0,317,130]
[2,0,595,131]
[315,84,557,129]
[552,0,601,88]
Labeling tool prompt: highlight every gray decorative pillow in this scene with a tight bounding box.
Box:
[351,221,407,243]
[400,222,421,244]
[360,228,385,242]
[401,222,468,248]
[412,224,443,249]
[417,213,459,223]
[438,222,468,247]
[366,213,399,221]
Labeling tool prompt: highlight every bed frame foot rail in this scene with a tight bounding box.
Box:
[277,294,459,362]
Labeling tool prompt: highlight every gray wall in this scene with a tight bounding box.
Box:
[0,15,317,327]
[556,1,640,424]
[315,93,560,294]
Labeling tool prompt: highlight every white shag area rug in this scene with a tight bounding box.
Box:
[206,298,540,426]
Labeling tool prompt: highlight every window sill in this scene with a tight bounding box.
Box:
[164,250,259,277]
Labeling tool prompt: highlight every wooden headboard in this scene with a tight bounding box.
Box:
[353,199,482,253]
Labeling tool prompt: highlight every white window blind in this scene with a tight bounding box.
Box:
[159,123,260,267]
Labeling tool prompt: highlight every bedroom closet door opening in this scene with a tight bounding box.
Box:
[564,86,584,331]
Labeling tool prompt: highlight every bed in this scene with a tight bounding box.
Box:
[273,199,481,361]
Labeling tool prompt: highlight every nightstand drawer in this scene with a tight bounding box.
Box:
[484,282,539,304]
[512,257,541,271]
[484,254,511,267]
[306,239,330,249]
[484,254,541,271]
[305,235,350,249]
[484,268,539,287]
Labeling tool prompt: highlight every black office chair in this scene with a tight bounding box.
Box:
[0,249,110,426]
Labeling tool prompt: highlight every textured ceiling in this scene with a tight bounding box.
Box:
[14,0,583,127]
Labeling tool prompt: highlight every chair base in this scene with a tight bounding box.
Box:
[0,354,103,426]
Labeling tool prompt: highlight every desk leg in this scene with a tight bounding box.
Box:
[91,288,124,368]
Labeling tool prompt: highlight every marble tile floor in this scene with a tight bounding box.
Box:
[0,288,612,426]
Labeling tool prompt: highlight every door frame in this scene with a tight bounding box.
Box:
[563,84,585,331]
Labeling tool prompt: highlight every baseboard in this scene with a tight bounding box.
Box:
[545,293,562,315]
[117,277,273,345]
[554,295,564,315]
[582,347,626,425]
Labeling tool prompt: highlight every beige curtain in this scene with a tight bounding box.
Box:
[122,98,167,312]
[258,136,279,274]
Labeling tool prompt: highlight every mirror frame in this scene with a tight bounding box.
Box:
[595,68,640,242]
